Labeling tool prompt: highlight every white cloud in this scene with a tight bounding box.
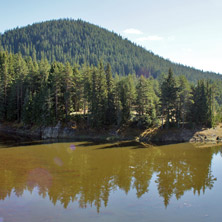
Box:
[182,48,193,53]
[137,35,164,41]
[167,36,176,41]
[123,28,143,35]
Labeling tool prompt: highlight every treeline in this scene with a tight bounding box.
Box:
[1,19,222,82]
[0,51,221,128]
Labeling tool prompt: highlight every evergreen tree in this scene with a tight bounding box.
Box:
[1,19,221,83]
[0,51,11,119]
[41,88,54,125]
[177,76,191,128]
[89,61,108,127]
[0,82,4,121]
[135,76,158,127]
[62,62,73,121]
[117,75,136,124]
[38,58,50,88]
[73,64,83,112]
[136,75,150,116]
[0,49,220,129]
[48,62,63,121]
[81,64,92,115]
[160,68,179,128]
[90,68,99,127]
[190,80,215,127]
[105,63,116,124]
[13,53,28,122]
[22,90,33,125]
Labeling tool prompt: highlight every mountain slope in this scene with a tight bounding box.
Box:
[0,19,221,82]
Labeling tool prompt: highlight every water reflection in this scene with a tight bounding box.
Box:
[0,141,221,212]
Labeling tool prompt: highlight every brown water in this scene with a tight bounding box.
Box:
[0,140,222,222]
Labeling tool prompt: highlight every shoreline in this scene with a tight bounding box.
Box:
[0,123,222,143]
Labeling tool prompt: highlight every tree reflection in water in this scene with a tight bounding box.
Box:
[0,141,220,212]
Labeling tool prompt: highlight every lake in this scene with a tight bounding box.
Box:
[0,139,222,222]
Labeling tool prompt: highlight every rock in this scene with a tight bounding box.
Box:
[59,127,75,138]
[42,127,59,139]
[41,126,75,139]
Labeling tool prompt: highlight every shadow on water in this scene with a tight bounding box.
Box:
[97,141,150,149]
[95,140,197,150]
[77,139,186,150]
[1,131,222,152]
[0,134,222,212]
[0,133,54,148]
[0,132,108,149]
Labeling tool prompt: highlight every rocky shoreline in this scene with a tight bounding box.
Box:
[0,123,126,142]
[0,123,222,143]
[139,124,222,143]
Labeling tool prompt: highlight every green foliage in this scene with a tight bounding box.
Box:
[0,19,221,82]
[160,69,179,128]
[1,19,221,130]
[0,83,4,121]
[132,115,157,129]
[62,62,73,121]
[177,75,191,127]
[0,50,220,129]
[189,80,215,127]
[105,63,116,124]
[117,75,136,124]
[22,90,33,124]
[89,62,108,127]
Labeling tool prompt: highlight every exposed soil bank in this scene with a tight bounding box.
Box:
[139,124,222,143]
[1,123,222,143]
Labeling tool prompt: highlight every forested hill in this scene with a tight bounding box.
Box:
[0,19,221,82]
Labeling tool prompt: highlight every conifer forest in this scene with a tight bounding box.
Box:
[0,50,221,129]
[0,19,222,129]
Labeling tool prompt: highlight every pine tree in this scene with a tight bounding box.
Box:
[0,51,11,119]
[160,68,179,128]
[62,62,73,122]
[41,88,53,125]
[105,63,116,124]
[89,61,108,127]
[205,81,215,127]
[73,64,83,112]
[117,75,136,124]
[38,58,50,88]
[0,82,4,121]
[136,75,149,116]
[0,48,220,130]
[48,62,63,121]
[22,90,33,124]
[13,53,28,122]
[135,76,159,127]
[190,80,215,127]
[81,64,92,115]
[90,68,99,127]
[177,76,191,128]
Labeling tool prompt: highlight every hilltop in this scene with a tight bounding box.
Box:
[0,19,221,82]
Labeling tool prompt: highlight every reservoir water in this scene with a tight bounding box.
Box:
[0,140,222,222]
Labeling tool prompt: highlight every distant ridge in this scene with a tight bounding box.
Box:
[0,19,221,82]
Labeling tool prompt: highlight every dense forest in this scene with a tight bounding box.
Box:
[0,19,222,83]
[0,51,221,129]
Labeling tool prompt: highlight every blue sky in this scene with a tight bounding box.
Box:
[1,0,222,73]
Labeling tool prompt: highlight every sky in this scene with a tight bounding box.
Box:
[1,0,222,74]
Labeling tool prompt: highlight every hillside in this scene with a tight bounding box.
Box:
[0,19,221,82]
